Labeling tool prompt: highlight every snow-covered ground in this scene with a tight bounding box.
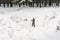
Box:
[0,7,60,40]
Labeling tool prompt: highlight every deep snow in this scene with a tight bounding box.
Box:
[0,7,60,40]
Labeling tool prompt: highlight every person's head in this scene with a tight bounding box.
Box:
[33,18,35,20]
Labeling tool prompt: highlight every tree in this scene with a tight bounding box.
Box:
[28,0,34,7]
[32,0,35,7]
[7,0,9,7]
[56,0,59,6]
[44,0,47,7]
[10,0,13,7]
[3,0,5,7]
[39,0,42,7]
[51,0,54,6]
[0,0,1,6]
[25,0,28,6]
[36,0,39,7]
[48,0,52,6]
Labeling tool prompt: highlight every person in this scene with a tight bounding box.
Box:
[32,18,35,27]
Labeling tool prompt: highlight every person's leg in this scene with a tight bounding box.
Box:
[34,23,35,27]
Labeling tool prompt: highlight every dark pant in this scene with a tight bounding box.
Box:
[32,23,35,27]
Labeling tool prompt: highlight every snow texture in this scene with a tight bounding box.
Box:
[0,7,60,40]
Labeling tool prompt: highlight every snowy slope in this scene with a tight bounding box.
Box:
[0,7,60,40]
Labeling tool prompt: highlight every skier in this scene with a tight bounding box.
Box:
[31,18,35,27]
[56,26,60,32]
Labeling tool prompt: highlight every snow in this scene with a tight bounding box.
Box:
[0,7,60,40]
